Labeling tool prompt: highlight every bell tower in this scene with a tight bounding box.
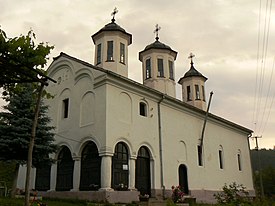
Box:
[91,8,132,77]
[178,53,208,110]
[139,24,177,98]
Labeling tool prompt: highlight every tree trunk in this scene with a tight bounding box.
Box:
[24,84,44,206]
[10,162,19,198]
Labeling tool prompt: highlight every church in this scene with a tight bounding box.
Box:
[17,11,255,203]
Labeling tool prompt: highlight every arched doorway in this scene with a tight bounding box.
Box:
[112,142,129,190]
[56,146,74,191]
[178,164,189,194]
[79,141,101,191]
[136,146,151,196]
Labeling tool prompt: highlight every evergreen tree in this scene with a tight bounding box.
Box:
[0,83,57,165]
[0,83,57,194]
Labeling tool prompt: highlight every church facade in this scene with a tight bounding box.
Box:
[17,15,255,203]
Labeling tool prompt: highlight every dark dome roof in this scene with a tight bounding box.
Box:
[178,62,207,83]
[139,38,177,61]
[92,19,132,44]
[185,63,207,79]
[99,19,127,33]
[144,39,172,51]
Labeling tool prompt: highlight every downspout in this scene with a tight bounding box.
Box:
[199,91,214,148]
[157,95,165,199]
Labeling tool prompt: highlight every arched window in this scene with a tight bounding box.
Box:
[218,146,224,169]
[80,142,101,191]
[112,142,129,190]
[139,102,147,117]
[237,150,242,171]
[56,146,74,191]
[136,146,151,196]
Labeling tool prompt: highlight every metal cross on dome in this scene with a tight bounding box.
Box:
[111,7,118,21]
[188,52,195,64]
[154,24,161,41]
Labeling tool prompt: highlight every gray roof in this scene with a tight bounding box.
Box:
[91,19,132,44]
[178,62,207,83]
[139,38,177,61]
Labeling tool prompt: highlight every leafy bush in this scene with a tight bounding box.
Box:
[214,182,251,205]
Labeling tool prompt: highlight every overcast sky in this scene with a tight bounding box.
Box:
[1,0,274,149]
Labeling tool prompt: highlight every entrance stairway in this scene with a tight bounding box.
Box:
[138,198,189,206]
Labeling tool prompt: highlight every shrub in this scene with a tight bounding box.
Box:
[214,182,250,205]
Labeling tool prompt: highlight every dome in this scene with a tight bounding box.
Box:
[144,39,172,51]
[178,62,207,84]
[92,19,132,44]
[139,38,177,61]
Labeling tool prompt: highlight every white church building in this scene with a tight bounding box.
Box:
[17,13,255,203]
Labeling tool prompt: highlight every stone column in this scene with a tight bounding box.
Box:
[99,154,113,190]
[50,163,57,191]
[30,168,36,190]
[71,156,81,191]
[129,156,137,190]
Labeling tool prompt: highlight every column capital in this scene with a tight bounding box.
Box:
[99,151,114,157]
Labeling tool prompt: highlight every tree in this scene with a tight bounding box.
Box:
[0,83,57,164]
[0,28,54,86]
[0,28,55,206]
[0,83,57,192]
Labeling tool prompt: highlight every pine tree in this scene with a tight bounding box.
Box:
[0,83,57,194]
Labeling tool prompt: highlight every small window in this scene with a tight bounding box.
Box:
[169,60,174,80]
[63,98,69,118]
[157,58,164,77]
[197,145,203,166]
[120,43,125,64]
[96,44,101,65]
[202,85,205,101]
[187,86,191,101]
[237,152,242,171]
[195,84,200,100]
[145,58,151,79]
[139,102,147,117]
[219,149,223,169]
[107,41,114,61]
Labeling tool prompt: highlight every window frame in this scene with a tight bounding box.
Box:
[107,41,114,61]
[139,102,147,117]
[187,86,191,101]
[157,58,164,77]
[218,148,224,169]
[202,85,206,101]
[145,58,151,79]
[195,84,200,100]
[96,43,101,65]
[120,42,125,64]
[169,60,174,80]
[62,98,69,119]
[237,151,242,171]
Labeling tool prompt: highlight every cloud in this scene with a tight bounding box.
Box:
[0,0,274,148]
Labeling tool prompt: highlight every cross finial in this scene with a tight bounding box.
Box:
[111,7,118,22]
[188,52,195,65]
[154,24,161,41]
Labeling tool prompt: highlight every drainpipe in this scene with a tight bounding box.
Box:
[199,91,214,148]
[157,95,165,199]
